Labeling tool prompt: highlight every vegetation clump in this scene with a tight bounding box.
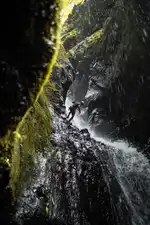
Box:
[68,29,104,62]
[10,84,54,196]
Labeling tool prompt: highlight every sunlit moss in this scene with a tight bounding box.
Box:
[62,28,78,41]
[34,0,63,104]
[0,156,10,167]
[7,0,64,196]
[0,0,63,154]
[0,0,86,199]
[61,0,84,24]
[10,84,53,197]
[55,43,69,67]
[86,29,104,45]
[68,29,104,59]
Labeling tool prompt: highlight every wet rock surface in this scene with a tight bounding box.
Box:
[63,0,114,50]
[60,0,150,153]
[0,0,61,138]
[4,0,150,224]
[0,161,13,225]
[13,104,132,225]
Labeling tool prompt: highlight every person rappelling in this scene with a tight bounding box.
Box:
[67,101,84,122]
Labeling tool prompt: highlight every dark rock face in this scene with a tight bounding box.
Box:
[69,72,89,102]
[0,0,60,138]
[63,0,114,50]
[61,0,150,151]
[0,161,13,224]
[91,0,150,147]
[52,66,73,103]
[105,1,150,147]
[0,1,61,224]
[13,103,132,225]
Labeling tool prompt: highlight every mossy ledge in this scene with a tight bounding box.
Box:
[68,29,104,59]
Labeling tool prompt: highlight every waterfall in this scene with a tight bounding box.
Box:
[65,95,150,225]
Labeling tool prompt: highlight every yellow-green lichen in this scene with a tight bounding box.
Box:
[10,84,53,197]
[68,29,104,59]
[61,0,85,24]
[33,0,63,104]
[5,0,64,195]
[0,0,64,150]
[55,43,70,67]
[0,0,63,159]
[0,0,84,199]
[62,28,79,42]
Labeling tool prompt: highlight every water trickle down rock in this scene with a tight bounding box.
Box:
[14,100,132,225]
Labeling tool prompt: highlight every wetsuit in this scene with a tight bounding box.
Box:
[67,103,81,122]
[90,112,97,124]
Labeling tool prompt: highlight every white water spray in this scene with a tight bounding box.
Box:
[65,96,136,152]
[65,96,150,225]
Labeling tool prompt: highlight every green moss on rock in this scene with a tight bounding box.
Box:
[10,84,53,197]
[55,44,70,68]
[0,0,64,200]
[0,0,62,144]
[68,29,104,62]
[62,28,79,41]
